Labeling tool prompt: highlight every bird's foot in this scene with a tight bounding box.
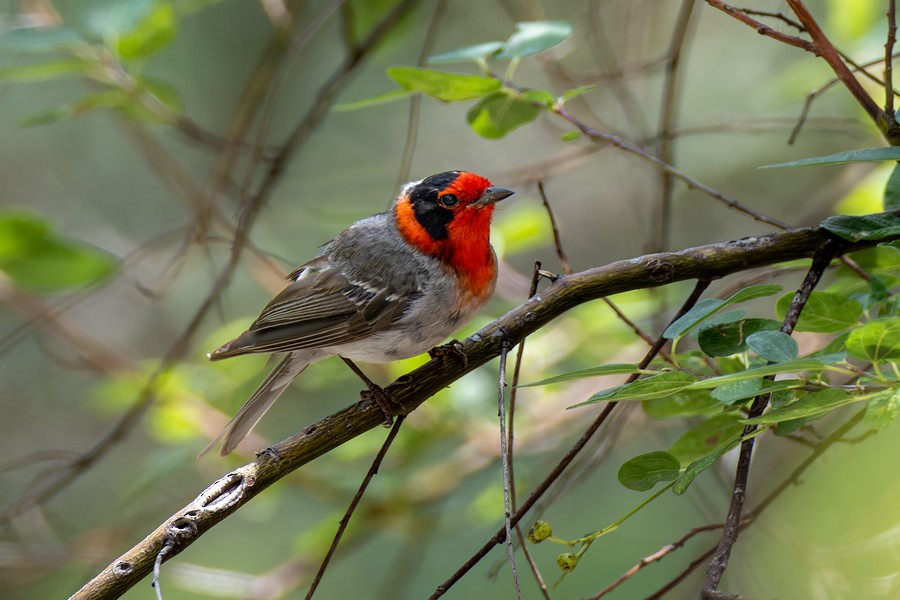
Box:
[428,339,468,368]
[361,383,401,427]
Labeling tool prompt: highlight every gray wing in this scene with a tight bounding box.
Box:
[209,256,420,360]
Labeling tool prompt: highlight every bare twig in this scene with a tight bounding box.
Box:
[888,0,897,118]
[305,416,405,599]
[496,339,522,599]
[536,179,572,274]
[702,239,839,595]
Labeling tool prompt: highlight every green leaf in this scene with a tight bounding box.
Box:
[864,388,900,430]
[669,414,745,463]
[762,147,900,168]
[742,388,857,424]
[386,67,500,102]
[0,211,117,292]
[0,60,92,82]
[845,318,900,362]
[776,291,862,333]
[428,41,504,63]
[746,330,798,363]
[335,89,413,112]
[558,85,596,104]
[518,363,642,387]
[673,442,737,495]
[820,214,900,242]
[884,163,900,210]
[642,391,719,418]
[687,356,842,390]
[466,91,542,139]
[561,130,581,142]
[697,318,781,357]
[118,1,178,59]
[618,451,681,491]
[84,0,156,37]
[0,27,85,52]
[520,89,555,107]
[498,21,572,59]
[711,379,803,406]
[576,371,696,406]
[664,284,783,340]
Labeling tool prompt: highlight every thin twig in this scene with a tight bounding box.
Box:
[702,240,839,595]
[305,416,406,599]
[496,340,522,599]
[536,179,572,274]
[887,0,897,118]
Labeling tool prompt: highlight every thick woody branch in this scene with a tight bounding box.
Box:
[70,218,900,599]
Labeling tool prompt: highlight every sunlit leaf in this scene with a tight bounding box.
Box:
[576,371,696,406]
[561,130,581,142]
[742,388,857,424]
[333,88,413,112]
[668,414,744,463]
[386,67,500,101]
[746,330,798,363]
[518,363,642,387]
[0,60,92,81]
[497,21,572,58]
[776,291,862,333]
[687,356,843,390]
[845,318,900,362]
[558,85,596,104]
[466,91,541,139]
[864,388,900,430]
[428,41,504,63]
[618,451,681,491]
[0,211,117,292]
[762,147,900,168]
[118,1,178,59]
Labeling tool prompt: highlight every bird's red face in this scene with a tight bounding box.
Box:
[394,170,514,296]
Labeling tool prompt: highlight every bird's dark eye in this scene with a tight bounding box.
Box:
[439,194,459,208]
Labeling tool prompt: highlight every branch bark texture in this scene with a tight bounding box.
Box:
[71,220,898,599]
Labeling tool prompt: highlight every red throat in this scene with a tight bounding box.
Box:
[394,173,498,298]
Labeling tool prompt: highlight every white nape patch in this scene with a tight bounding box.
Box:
[398,178,424,199]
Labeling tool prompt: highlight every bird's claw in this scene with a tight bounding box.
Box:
[429,339,468,368]
[361,384,401,427]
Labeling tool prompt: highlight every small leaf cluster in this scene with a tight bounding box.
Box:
[337,20,590,140]
[0,0,214,125]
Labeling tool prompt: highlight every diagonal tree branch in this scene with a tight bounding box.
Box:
[69,216,900,599]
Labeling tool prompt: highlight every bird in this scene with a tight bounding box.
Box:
[204,170,514,455]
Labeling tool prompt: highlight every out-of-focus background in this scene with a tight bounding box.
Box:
[2,1,899,598]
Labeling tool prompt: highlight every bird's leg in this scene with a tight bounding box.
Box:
[428,339,468,368]
[340,357,398,426]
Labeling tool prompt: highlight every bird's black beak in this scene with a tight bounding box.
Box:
[474,186,515,207]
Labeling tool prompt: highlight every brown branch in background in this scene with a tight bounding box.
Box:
[707,1,891,140]
[396,0,447,189]
[552,105,791,229]
[496,339,523,600]
[588,523,725,600]
[304,416,405,599]
[536,179,572,274]
[653,0,697,254]
[702,239,839,596]
[888,0,897,118]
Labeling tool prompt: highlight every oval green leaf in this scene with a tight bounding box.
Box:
[776,291,862,333]
[746,330,798,362]
[386,67,500,102]
[466,91,541,139]
[498,21,572,59]
[697,318,781,357]
[846,318,900,362]
[820,214,900,242]
[668,414,745,463]
[762,147,900,168]
[428,41,504,63]
[618,451,681,491]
